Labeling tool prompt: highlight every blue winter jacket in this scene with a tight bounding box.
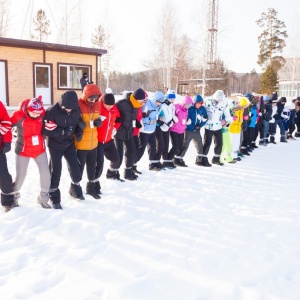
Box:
[186,105,208,132]
[141,99,159,133]
[248,105,258,128]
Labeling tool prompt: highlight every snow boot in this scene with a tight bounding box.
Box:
[295,132,300,137]
[49,188,62,209]
[149,163,161,171]
[106,169,124,181]
[174,158,187,167]
[202,157,212,167]
[124,168,138,181]
[69,183,85,200]
[240,148,250,156]
[270,136,276,144]
[156,162,166,170]
[212,156,224,166]
[94,181,101,195]
[132,165,142,174]
[86,181,101,199]
[1,193,15,212]
[251,142,258,149]
[280,136,288,143]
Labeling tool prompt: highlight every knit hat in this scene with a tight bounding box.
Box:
[193,94,203,103]
[262,95,271,102]
[27,96,44,114]
[166,89,176,99]
[59,91,79,110]
[103,88,115,105]
[133,88,146,100]
[279,97,287,103]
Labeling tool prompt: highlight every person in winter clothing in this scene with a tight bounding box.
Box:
[42,91,85,209]
[95,88,122,185]
[268,99,279,144]
[203,90,232,166]
[0,101,15,212]
[281,101,293,140]
[175,94,207,167]
[239,94,251,155]
[259,95,273,146]
[10,96,51,209]
[247,96,259,148]
[272,97,287,143]
[132,93,144,174]
[137,91,162,171]
[114,88,146,180]
[76,84,103,199]
[80,72,93,92]
[295,97,300,137]
[155,89,177,169]
[228,97,249,162]
[287,99,297,139]
[169,95,193,167]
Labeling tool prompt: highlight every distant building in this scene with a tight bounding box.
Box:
[278,58,300,99]
[0,37,106,107]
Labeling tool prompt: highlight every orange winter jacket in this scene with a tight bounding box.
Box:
[75,84,102,150]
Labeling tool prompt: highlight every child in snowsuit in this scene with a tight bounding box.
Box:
[175,94,207,167]
[11,96,51,209]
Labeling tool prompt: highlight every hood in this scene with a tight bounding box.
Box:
[82,84,102,102]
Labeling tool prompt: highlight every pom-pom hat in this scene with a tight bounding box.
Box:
[103,88,115,105]
[27,96,44,114]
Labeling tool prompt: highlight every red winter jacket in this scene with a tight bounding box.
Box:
[133,107,143,137]
[10,99,46,158]
[97,100,120,144]
[0,101,12,149]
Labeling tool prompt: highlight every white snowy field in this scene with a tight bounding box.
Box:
[1,134,300,300]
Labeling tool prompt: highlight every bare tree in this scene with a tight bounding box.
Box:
[31,9,51,42]
[91,23,114,90]
[0,0,10,37]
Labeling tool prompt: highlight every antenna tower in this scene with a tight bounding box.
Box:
[207,0,219,67]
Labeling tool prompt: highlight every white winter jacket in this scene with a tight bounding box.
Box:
[204,98,232,131]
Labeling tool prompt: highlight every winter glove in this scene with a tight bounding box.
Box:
[157,119,164,126]
[243,115,249,121]
[75,131,83,142]
[136,119,142,129]
[186,119,192,125]
[160,123,169,132]
[173,115,179,123]
[93,117,103,128]
[233,116,238,121]
[77,120,86,130]
[0,142,11,154]
[150,119,156,125]
[196,114,202,121]
[111,127,117,138]
[44,120,57,131]
[100,115,107,121]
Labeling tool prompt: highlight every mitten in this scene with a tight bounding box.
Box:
[75,131,83,142]
[186,119,192,125]
[77,120,86,130]
[136,120,142,129]
[44,120,57,131]
[196,114,202,120]
[233,116,238,121]
[173,115,179,123]
[94,117,102,128]
[0,142,11,154]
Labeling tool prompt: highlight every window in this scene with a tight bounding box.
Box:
[58,64,91,89]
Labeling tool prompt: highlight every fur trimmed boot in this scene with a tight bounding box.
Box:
[86,181,101,199]
[69,183,85,200]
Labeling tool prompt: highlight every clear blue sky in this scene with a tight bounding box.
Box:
[5,0,300,74]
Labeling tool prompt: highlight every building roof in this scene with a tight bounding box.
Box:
[0,37,107,56]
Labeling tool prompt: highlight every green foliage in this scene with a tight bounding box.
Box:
[32,9,51,42]
[256,8,288,68]
[259,65,278,94]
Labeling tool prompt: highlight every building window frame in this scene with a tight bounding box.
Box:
[57,63,92,90]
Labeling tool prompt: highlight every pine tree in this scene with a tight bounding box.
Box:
[31,9,51,42]
[256,8,288,70]
[259,65,278,94]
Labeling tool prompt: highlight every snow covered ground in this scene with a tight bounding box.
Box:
[1,133,300,300]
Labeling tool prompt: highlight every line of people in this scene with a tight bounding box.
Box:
[1,86,299,212]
